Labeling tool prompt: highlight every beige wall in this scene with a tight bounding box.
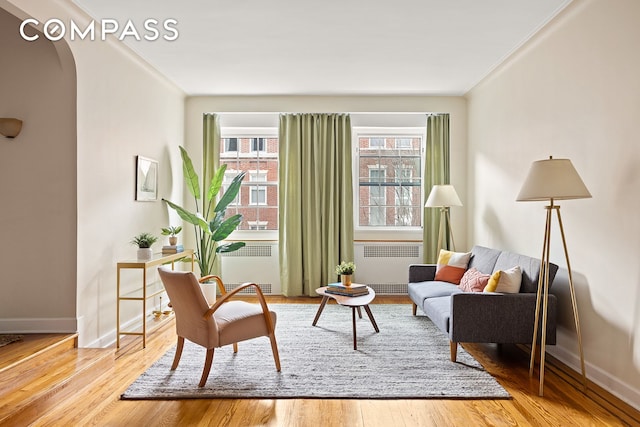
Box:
[467,0,640,408]
[2,0,186,346]
[0,8,77,330]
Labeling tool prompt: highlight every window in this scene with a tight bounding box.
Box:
[250,186,267,205]
[369,137,385,149]
[221,134,278,230]
[356,133,422,228]
[369,168,386,225]
[251,137,265,152]
[224,138,238,152]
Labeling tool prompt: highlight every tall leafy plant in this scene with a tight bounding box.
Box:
[163,146,246,276]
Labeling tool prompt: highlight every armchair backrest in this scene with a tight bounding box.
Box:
[158,268,218,348]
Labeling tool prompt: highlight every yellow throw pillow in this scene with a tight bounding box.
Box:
[484,270,502,292]
[484,266,522,293]
[435,249,472,285]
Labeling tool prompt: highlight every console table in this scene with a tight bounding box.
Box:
[116,250,194,348]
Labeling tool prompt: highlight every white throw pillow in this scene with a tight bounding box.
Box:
[484,266,522,293]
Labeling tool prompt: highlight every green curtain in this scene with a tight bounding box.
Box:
[423,114,451,263]
[279,113,354,296]
[202,113,222,275]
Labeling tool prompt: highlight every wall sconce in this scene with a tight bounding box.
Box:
[0,118,23,138]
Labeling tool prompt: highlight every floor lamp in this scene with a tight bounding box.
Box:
[425,185,463,254]
[516,156,591,396]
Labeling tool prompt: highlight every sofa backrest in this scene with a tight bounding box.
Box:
[493,250,558,293]
[469,245,558,293]
[467,246,501,274]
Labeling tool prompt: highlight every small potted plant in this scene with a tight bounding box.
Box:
[161,225,182,246]
[335,261,356,286]
[131,232,158,260]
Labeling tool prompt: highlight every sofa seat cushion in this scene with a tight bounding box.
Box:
[408,281,461,306]
[423,296,452,334]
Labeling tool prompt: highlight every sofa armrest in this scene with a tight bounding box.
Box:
[449,292,557,344]
[409,264,436,283]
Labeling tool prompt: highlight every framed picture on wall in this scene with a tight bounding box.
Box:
[135,155,158,201]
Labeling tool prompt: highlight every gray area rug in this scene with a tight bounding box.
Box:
[121,304,510,400]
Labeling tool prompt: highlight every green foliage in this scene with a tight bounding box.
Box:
[163,146,246,276]
[160,225,183,237]
[130,232,159,248]
[335,261,356,275]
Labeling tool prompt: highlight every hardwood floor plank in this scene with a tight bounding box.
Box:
[26,296,639,426]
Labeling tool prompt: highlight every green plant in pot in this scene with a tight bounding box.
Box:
[162,146,246,278]
[161,225,182,246]
[335,261,356,286]
[131,232,158,260]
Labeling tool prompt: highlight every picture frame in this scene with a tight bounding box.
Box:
[135,155,158,201]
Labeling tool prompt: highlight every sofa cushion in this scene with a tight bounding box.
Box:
[484,266,522,293]
[467,246,502,274]
[494,251,548,293]
[423,296,452,334]
[459,268,490,292]
[408,281,461,306]
[435,250,472,284]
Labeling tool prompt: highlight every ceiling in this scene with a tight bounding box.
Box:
[71,0,571,96]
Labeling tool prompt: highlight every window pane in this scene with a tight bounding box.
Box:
[221,136,278,230]
[225,138,238,152]
[358,135,422,227]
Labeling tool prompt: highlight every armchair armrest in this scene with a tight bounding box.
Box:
[199,275,228,296]
[449,292,557,344]
[203,282,276,335]
[409,264,437,283]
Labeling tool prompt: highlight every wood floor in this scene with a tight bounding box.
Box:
[5,296,639,426]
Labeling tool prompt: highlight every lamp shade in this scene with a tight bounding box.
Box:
[516,157,591,201]
[425,185,463,207]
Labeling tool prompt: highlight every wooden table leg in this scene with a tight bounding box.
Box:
[352,307,357,350]
[363,305,379,333]
[357,306,363,318]
[312,296,329,326]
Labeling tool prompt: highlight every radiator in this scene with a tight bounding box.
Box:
[354,242,422,294]
[220,243,279,294]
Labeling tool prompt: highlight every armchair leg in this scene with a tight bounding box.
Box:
[412,303,417,316]
[269,332,281,372]
[171,336,185,370]
[450,341,457,362]
[233,343,238,353]
[199,348,215,387]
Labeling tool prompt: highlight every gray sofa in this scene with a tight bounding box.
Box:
[408,245,558,361]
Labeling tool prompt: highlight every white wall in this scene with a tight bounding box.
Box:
[467,0,640,408]
[2,0,186,347]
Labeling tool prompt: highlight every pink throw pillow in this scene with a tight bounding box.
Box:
[459,268,490,292]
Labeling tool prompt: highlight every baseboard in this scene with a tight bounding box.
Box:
[0,317,77,333]
[520,344,640,425]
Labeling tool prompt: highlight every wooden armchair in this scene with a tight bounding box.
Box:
[158,268,281,387]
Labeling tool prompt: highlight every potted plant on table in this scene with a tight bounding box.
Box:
[162,146,246,302]
[131,232,159,260]
[335,261,356,286]
[161,225,182,246]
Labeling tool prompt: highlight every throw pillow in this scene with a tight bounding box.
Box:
[484,266,522,293]
[435,249,472,285]
[459,267,490,292]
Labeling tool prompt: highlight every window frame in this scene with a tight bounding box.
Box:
[352,126,425,240]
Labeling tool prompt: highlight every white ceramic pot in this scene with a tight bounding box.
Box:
[200,282,217,305]
[137,248,153,260]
